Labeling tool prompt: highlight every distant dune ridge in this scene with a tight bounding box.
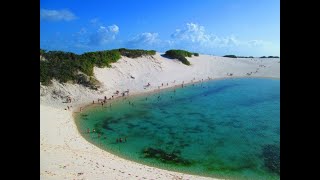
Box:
[40,49,280,179]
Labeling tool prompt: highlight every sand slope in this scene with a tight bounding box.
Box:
[40,53,279,179]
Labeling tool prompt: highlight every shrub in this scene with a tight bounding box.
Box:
[193,53,199,56]
[164,49,197,65]
[118,48,156,58]
[223,55,237,58]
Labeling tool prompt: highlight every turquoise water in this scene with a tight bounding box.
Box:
[75,78,280,180]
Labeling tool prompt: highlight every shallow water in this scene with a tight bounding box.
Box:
[75,78,280,180]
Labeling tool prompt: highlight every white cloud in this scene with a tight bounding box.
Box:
[170,23,272,52]
[171,23,211,43]
[171,23,241,48]
[89,25,119,46]
[40,9,77,21]
[108,25,119,33]
[128,32,160,46]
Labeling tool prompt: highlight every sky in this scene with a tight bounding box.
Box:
[40,0,280,56]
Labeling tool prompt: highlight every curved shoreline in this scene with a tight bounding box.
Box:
[72,76,280,179]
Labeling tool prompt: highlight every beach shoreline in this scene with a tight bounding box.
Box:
[72,76,280,114]
[40,54,280,180]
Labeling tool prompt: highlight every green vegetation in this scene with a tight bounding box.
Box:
[40,49,46,56]
[223,55,237,58]
[260,56,279,58]
[118,48,156,58]
[40,48,156,88]
[193,52,199,56]
[164,49,199,65]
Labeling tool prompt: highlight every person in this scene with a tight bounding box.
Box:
[104,96,107,100]
[119,138,123,143]
[124,137,127,142]
[167,83,168,86]
[93,129,96,133]
[116,138,119,143]
[93,100,94,104]
[162,83,163,86]
[67,106,69,110]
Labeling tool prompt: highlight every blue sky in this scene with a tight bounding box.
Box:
[40,0,280,56]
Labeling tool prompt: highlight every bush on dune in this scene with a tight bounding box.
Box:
[223,55,237,58]
[164,49,199,65]
[40,48,156,88]
[118,48,156,58]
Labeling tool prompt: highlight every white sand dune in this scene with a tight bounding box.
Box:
[40,53,280,179]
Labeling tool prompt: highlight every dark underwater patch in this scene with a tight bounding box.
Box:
[262,144,280,175]
[142,147,192,166]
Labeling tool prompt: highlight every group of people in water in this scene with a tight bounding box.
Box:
[85,128,127,143]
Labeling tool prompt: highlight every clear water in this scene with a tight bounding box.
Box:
[75,78,280,180]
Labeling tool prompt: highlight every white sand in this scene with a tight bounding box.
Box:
[40,53,280,179]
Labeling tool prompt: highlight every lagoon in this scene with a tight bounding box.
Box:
[75,78,280,180]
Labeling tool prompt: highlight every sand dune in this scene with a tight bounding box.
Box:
[40,53,279,179]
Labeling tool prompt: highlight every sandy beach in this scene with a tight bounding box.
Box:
[40,53,280,180]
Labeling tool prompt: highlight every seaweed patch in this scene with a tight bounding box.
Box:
[142,147,192,166]
[262,144,280,175]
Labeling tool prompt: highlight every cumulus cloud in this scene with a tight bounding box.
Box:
[171,23,241,48]
[171,23,211,43]
[127,32,160,46]
[170,23,273,52]
[40,9,77,21]
[89,25,119,46]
